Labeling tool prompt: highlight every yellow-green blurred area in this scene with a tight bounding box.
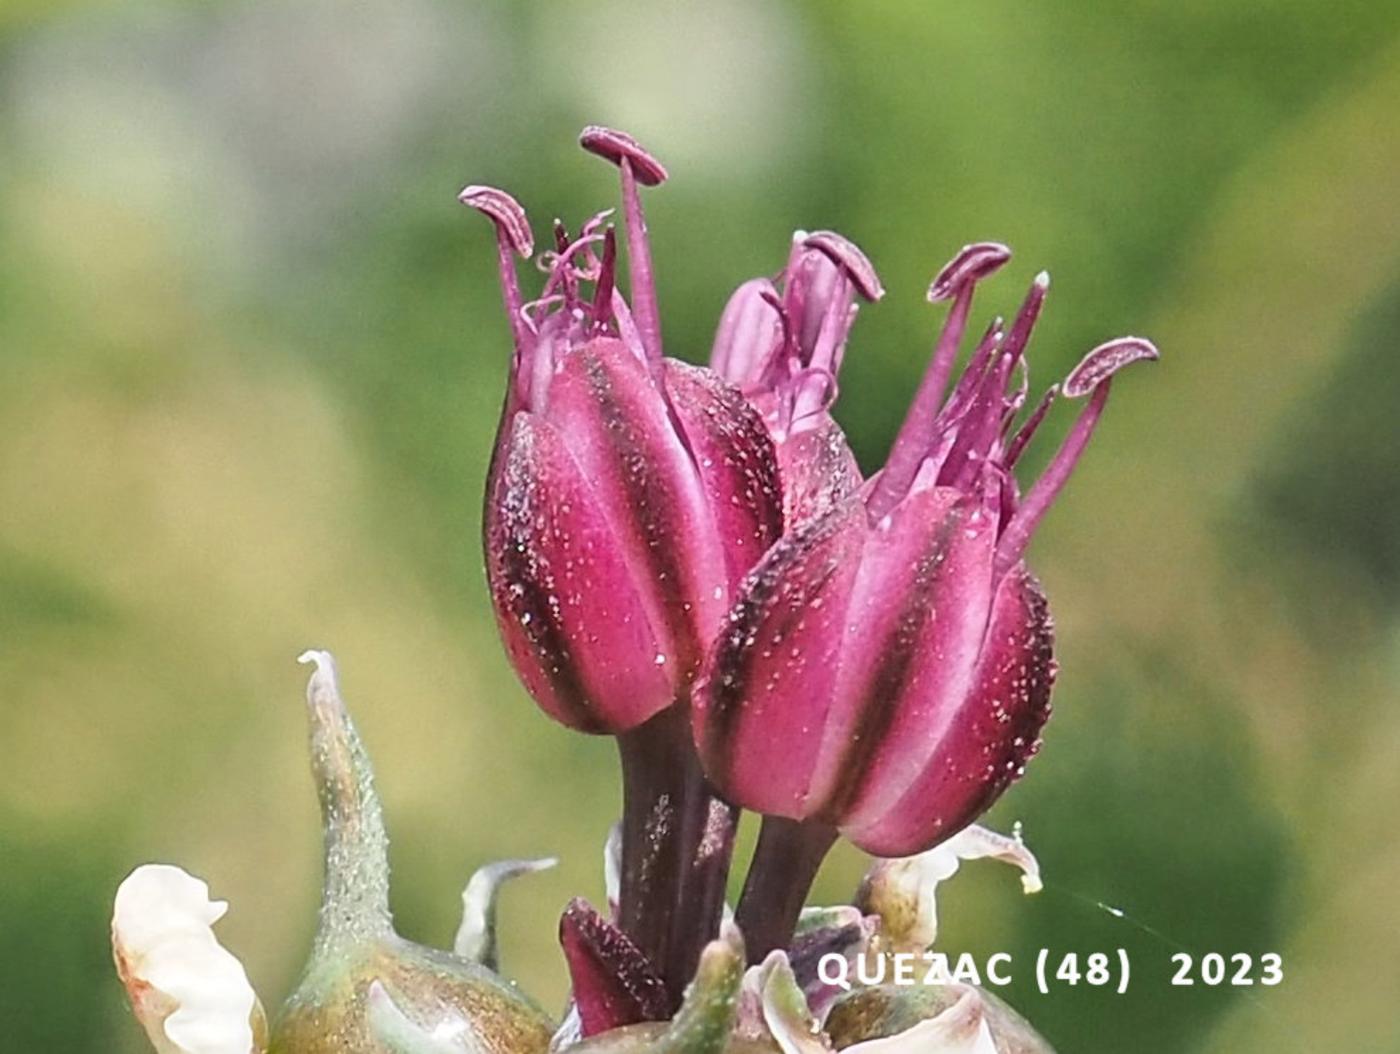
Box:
[2,1,1398,1051]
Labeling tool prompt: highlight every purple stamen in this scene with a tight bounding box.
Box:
[758,286,789,328]
[553,220,580,307]
[940,349,1017,490]
[755,286,794,385]
[619,159,661,359]
[520,294,565,334]
[1063,335,1159,397]
[926,242,1012,303]
[939,316,1006,423]
[1004,385,1058,469]
[579,126,669,186]
[459,184,534,356]
[995,337,1159,572]
[806,275,857,378]
[580,208,616,238]
[1000,271,1050,365]
[541,235,608,297]
[1002,357,1030,424]
[865,243,1011,520]
[592,227,618,330]
[575,209,615,279]
[789,252,839,357]
[458,184,535,258]
[580,126,668,363]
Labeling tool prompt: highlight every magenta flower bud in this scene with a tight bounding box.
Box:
[708,230,883,527]
[559,898,670,1036]
[465,133,783,735]
[694,246,1158,857]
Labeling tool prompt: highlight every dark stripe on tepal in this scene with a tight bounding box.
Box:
[704,514,851,781]
[701,567,781,773]
[583,351,697,667]
[493,459,601,732]
[822,508,964,820]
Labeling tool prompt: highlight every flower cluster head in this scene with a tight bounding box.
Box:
[112,124,1156,1054]
[467,124,1156,863]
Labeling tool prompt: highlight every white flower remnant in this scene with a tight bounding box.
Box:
[112,864,264,1054]
[858,824,1042,953]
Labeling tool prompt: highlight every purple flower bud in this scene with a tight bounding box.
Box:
[695,246,1157,856]
[707,230,882,527]
[559,898,670,1036]
[466,132,784,734]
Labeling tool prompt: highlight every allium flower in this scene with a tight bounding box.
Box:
[463,127,792,997]
[463,127,783,736]
[694,242,1155,953]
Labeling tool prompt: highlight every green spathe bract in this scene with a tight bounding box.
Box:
[269,651,553,1054]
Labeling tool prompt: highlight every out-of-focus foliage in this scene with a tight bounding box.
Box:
[1,2,1398,1051]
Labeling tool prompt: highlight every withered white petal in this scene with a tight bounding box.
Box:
[112,864,262,1054]
[859,823,1041,951]
[937,823,1043,894]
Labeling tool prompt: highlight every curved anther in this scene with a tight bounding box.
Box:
[801,230,885,302]
[926,241,1011,302]
[1064,336,1160,397]
[579,125,669,186]
[458,185,534,258]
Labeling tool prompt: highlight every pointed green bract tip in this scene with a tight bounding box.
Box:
[653,925,744,1054]
[270,653,556,1054]
[297,649,393,952]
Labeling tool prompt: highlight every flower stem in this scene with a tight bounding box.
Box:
[664,785,737,1001]
[734,816,837,964]
[616,707,738,1010]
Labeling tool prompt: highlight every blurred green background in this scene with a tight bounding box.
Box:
[2,1,1398,1051]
